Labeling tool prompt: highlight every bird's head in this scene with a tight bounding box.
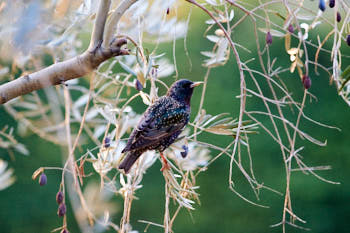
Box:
[167,79,203,104]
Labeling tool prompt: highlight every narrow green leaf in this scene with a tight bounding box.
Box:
[119,61,137,76]
[273,12,286,21]
[136,49,144,67]
[338,65,350,93]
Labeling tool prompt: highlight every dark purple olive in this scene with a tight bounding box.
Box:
[135,79,143,91]
[56,191,64,204]
[302,75,312,89]
[336,12,341,22]
[166,8,170,15]
[61,229,69,233]
[329,0,335,8]
[288,24,294,34]
[319,0,326,11]
[57,203,66,217]
[180,145,188,158]
[104,137,111,148]
[347,35,350,46]
[39,173,47,186]
[151,67,158,78]
[266,31,272,45]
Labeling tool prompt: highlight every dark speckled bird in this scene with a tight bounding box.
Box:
[119,79,203,173]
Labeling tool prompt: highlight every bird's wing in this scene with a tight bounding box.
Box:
[122,97,188,152]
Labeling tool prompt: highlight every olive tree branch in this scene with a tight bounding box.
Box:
[185,0,247,193]
[102,0,139,48]
[89,0,112,50]
[0,0,137,105]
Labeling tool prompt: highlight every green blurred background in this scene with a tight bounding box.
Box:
[1,4,350,233]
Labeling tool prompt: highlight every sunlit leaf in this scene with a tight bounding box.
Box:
[287,48,298,55]
[205,0,218,6]
[32,167,44,180]
[201,51,215,58]
[285,33,291,51]
[205,127,235,135]
[0,160,15,191]
[140,91,151,105]
[119,61,137,76]
[206,35,220,43]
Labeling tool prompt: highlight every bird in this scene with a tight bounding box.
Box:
[118,79,203,173]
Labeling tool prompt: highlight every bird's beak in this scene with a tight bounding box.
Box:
[190,81,204,88]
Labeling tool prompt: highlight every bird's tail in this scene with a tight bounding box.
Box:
[118,151,142,173]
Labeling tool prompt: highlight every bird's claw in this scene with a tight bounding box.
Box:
[160,152,170,172]
[160,162,170,172]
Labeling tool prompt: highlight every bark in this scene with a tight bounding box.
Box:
[0,0,139,105]
[0,39,128,104]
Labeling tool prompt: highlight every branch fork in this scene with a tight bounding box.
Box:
[87,37,129,69]
[0,0,138,105]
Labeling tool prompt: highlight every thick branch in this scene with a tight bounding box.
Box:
[0,39,128,104]
[0,0,142,105]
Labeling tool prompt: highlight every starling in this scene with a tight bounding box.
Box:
[118,79,202,173]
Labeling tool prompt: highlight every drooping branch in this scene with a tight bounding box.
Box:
[0,0,139,105]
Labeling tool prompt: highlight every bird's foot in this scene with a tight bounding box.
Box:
[160,162,170,172]
[160,152,170,172]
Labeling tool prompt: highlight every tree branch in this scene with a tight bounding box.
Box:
[0,38,128,105]
[0,0,138,105]
[89,0,112,50]
[102,0,139,48]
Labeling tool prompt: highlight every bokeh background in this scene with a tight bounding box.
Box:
[1,1,350,233]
